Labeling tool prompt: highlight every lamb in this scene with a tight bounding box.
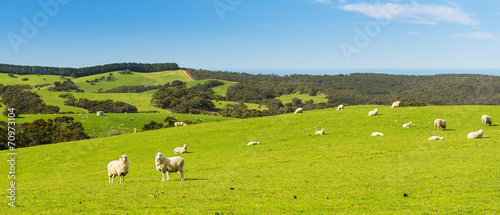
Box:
[428,136,444,140]
[155,152,184,181]
[482,115,492,126]
[247,141,260,146]
[107,155,129,184]
[294,108,303,114]
[371,132,384,136]
[402,121,412,128]
[174,122,187,127]
[336,104,344,111]
[368,108,378,116]
[174,144,187,154]
[315,128,325,135]
[391,101,400,108]
[434,119,446,131]
[467,130,483,139]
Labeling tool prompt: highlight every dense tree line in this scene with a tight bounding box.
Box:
[189,80,224,93]
[0,62,179,77]
[151,86,215,114]
[47,79,79,92]
[186,69,500,105]
[100,85,161,93]
[0,116,90,149]
[64,98,137,113]
[0,84,59,116]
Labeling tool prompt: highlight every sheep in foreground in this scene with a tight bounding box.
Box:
[107,155,129,184]
[371,132,384,136]
[467,130,483,139]
[402,121,412,128]
[315,128,325,135]
[336,104,344,111]
[482,115,492,126]
[391,101,400,108]
[155,152,184,181]
[434,119,446,131]
[368,108,378,116]
[174,122,187,127]
[174,144,187,154]
[247,141,260,146]
[294,108,303,114]
[428,136,444,140]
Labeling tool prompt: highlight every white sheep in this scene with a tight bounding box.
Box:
[391,101,400,108]
[315,128,325,135]
[482,115,492,126]
[467,129,483,139]
[371,132,384,136]
[402,121,412,128]
[428,136,444,140]
[294,108,303,114]
[174,122,187,127]
[247,141,260,146]
[107,155,129,184]
[155,152,184,181]
[336,104,344,111]
[434,119,446,131]
[368,108,378,116]
[174,144,187,154]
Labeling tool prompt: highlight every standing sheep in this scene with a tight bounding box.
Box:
[174,122,187,127]
[428,136,444,140]
[155,152,184,181]
[294,108,303,114]
[107,155,129,184]
[434,119,446,131]
[402,121,412,128]
[247,141,260,146]
[391,101,400,108]
[371,132,384,136]
[467,130,483,139]
[482,115,492,126]
[368,108,378,116]
[174,144,187,154]
[315,128,325,135]
[336,104,344,111]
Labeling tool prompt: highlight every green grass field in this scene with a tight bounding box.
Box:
[212,100,266,110]
[278,92,328,104]
[1,105,499,214]
[0,73,62,87]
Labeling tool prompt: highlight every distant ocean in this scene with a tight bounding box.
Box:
[222,69,500,76]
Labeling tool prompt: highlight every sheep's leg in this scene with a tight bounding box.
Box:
[120,175,125,183]
[166,171,170,181]
[179,171,184,181]
[109,176,111,184]
[111,175,115,184]
[162,172,165,181]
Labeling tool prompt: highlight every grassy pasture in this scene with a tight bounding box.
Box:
[278,92,328,104]
[1,105,499,214]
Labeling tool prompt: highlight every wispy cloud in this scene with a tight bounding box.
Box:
[340,2,478,25]
[407,32,422,36]
[453,32,497,40]
[312,0,332,4]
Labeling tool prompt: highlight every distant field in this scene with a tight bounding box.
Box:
[0,73,62,86]
[212,81,237,96]
[212,100,266,110]
[2,105,499,213]
[278,92,328,104]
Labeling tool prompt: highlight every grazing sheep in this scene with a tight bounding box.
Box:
[434,119,446,131]
[315,128,325,135]
[107,155,129,184]
[174,122,187,127]
[155,152,184,181]
[247,141,260,146]
[368,108,378,116]
[294,108,303,114]
[336,104,344,111]
[174,144,187,154]
[467,130,483,139]
[482,115,492,126]
[371,132,384,136]
[391,101,400,108]
[402,121,412,128]
[134,128,137,133]
[129,118,134,121]
[428,136,444,140]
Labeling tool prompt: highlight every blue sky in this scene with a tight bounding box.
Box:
[1,0,499,72]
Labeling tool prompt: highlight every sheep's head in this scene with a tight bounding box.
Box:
[479,130,483,133]
[155,152,164,161]
[120,155,128,163]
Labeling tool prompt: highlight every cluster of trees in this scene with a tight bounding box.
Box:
[47,79,79,92]
[118,69,133,75]
[151,86,215,114]
[99,85,161,93]
[0,84,60,116]
[0,116,90,149]
[189,80,224,93]
[186,69,500,105]
[0,63,179,77]
[86,73,115,85]
[64,98,137,113]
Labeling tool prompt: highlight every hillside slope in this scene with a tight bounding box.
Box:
[2,106,499,214]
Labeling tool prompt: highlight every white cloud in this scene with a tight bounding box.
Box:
[340,2,478,25]
[453,32,497,40]
[407,32,422,36]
